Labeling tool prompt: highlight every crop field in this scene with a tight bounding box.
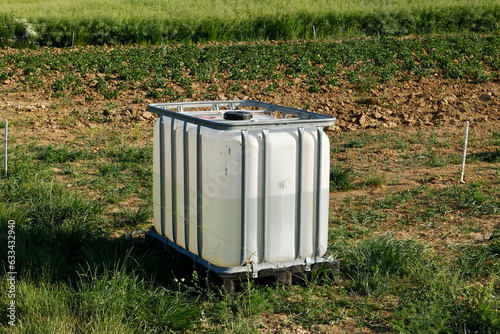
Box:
[0,1,499,333]
[0,31,499,332]
[1,0,499,45]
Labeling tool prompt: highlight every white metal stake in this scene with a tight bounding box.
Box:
[3,120,7,178]
[460,121,469,184]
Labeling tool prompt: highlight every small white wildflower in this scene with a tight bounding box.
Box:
[14,18,37,38]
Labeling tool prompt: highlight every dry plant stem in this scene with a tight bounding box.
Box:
[460,120,469,184]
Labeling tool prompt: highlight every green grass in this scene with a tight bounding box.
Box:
[336,235,428,295]
[1,28,499,332]
[1,0,499,45]
[0,262,201,333]
[5,0,494,20]
[33,145,92,163]
[1,125,499,333]
[435,183,500,215]
[362,173,388,188]
[458,238,500,278]
[330,234,500,333]
[330,164,356,191]
[473,150,500,163]
[0,151,199,332]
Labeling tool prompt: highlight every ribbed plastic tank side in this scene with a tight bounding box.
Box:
[296,127,317,260]
[170,121,200,253]
[153,119,162,236]
[153,116,332,269]
[199,128,244,268]
[316,129,331,258]
[241,131,260,266]
[185,123,201,256]
[257,127,330,263]
[154,118,202,255]
[153,116,175,240]
[172,120,185,247]
[261,129,298,264]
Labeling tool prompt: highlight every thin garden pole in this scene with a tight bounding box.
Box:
[3,120,8,178]
[460,121,469,184]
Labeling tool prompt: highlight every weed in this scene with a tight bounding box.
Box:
[33,145,91,163]
[132,96,143,104]
[308,81,321,93]
[272,284,342,328]
[375,187,424,209]
[106,146,152,164]
[340,234,428,295]
[362,173,387,188]
[420,149,458,167]
[330,164,355,191]
[436,184,499,215]
[348,209,388,226]
[343,132,373,148]
[457,240,500,278]
[98,164,122,177]
[471,149,500,163]
[103,88,122,99]
[113,205,152,228]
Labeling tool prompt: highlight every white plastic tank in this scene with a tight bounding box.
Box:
[149,100,336,274]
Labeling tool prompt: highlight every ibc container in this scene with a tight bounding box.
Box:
[148,100,336,276]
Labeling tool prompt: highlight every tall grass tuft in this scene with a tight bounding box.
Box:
[6,281,77,334]
[392,270,500,333]
[339,234,428,295]
[330,165,356,192]
[76,263,201,333]
[0,182,106,282]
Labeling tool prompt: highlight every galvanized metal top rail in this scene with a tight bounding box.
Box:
[148,100,336,130]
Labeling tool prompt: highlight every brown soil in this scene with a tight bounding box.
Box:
[2,78,499,141]
[1,42,499,138]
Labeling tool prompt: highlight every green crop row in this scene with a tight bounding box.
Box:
[1,35,498,101]
[1,1,499,46]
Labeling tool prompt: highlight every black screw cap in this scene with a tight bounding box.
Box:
[223,111,252,121]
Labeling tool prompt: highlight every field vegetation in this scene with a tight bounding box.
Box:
[0,0,499,46]
[0,1,499,333]
[1,35,499,332]
[0,35,498,103]
[1,116,498,333]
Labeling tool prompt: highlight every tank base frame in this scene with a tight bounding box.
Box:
[145,228,339,293]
